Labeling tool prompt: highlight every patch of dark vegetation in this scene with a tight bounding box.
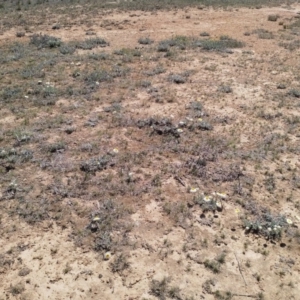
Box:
[59,44,76,55]
[75,37,109,50]
[149,277,181,300]
[196,35,244,51]
[242,200,290,240]
[80,155,115,174]
[288,89,300,98]
[12,197,51,224]
[194,194,221,213]
[218,85,232,93]
[88,52,110,61]
[200,31,210,37]
[157,35,192,52]
[168,73,187,84]
[84,65,130,86]
[113,48,141,61]
[252,29,274,39]
[1,86,22,102]
[186,100,203,112]
[47,142,66,153]
[187,158,242,182]
[104,102,122,113]
[30,34,62,49]
[30,85,59,106]
[138,37,154,45]
[137,117,180,138]
[163,202,191,228]
[89,200,132,252]
[0,148,33,172]
[279,39,300,51]
[150,277,170,300]
[110,253,130,273]
[144,65,166,76]
[9,282,25,295]
[18,267,31,276]
[204,252,226,273]
[194,121,213,131]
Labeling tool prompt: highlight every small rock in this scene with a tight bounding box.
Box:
[268,14,278,22]
[52,24,61,30]
[16,32,25,38]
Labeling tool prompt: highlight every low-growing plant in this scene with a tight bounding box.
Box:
[76,37,108,50]
[144,65,166,76]
[168,74,186,84]
[196,36,244,51]
[59,44,76,55]
[149,277,171,300]
[218,85,232,93]
[157,35,193,52]
[30,34,62,49]
[204,259,221,273]
[200,31,210,37]
[18,267,31,276]
[9,282,25,295]
[94,231,112,251]
[252,29,274,39]
[47,142,66,153]
[163,201,191,227]
[138,37,154,45]
[243,202,289,240]
[214,290,233,300]
[110,253,130,273]
[204,252,226,273]
[288,89,300,98]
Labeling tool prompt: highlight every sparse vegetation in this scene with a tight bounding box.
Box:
[110,253,130,273]
[204,253,226,273]
[0,2,299,299]
[196,35,244,51]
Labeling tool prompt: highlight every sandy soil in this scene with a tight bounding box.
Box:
[0,3,300,300]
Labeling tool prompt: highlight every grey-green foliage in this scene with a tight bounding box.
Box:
[76,37,108,50]
[158,35,191,52]
[59,44,76,55]
[243,206,289,240]
[110,253,130,273]
[30,34,62,49]
[150,277,182,300]
[0,147,33,164]
[288,89,300,98]
[252,29,274,39]
[84,70,112,84]
[80,155,113,173]
[1,86,22,102]
[138,37,154,45]
[1,43,27,62]
[91,199,131,251]
[196,35,244,51]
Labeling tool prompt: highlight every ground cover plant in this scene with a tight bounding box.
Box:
[0,2,300,300]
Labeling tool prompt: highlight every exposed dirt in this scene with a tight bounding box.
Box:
[1,3,300,300]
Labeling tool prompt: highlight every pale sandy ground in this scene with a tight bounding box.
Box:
[1,3,300,300]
